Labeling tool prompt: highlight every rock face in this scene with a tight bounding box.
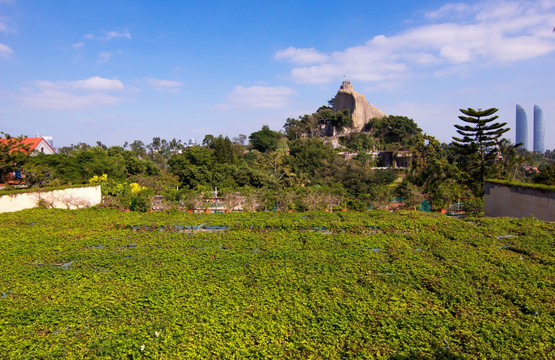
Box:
[332,81,386,131]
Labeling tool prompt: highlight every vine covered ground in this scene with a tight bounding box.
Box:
[0,209,553,359]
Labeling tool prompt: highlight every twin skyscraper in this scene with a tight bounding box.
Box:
[515,105,545,152]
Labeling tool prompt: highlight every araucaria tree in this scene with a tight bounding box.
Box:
[452,108,509,194]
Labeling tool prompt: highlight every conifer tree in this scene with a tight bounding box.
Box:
[452,107,509,193]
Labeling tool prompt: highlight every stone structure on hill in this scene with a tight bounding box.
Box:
[332,81,386,131]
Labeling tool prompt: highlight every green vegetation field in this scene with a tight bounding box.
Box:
[0,209,553,359]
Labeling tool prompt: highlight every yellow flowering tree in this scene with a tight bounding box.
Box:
[90,174,153,211]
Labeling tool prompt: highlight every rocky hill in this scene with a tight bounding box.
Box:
[332,80,386,131]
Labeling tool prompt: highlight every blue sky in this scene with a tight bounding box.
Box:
[1,0,554,149]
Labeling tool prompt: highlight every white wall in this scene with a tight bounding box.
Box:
[0,185,101,213]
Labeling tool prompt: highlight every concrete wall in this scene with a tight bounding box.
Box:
[484,182,555,221]
[0,185,101,213]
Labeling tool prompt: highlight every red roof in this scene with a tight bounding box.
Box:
[0,137,56,154]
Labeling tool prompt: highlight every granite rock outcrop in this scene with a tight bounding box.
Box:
[332,81,386,131]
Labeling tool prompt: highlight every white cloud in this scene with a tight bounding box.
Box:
[425,3,475,19]
[84,30,131,41]
[0,43,13,57]
[274,47,329,64]
[72,76,124,90]
[72,42,85,49]
[22,90,123,110]
[146,78,183,93]
[21,76,125,110]
[97,51,112,63]
[0,11,15,34]
[227,85,296,108]
[0,19,8,33]
[278,0,555,84]
[34,76,124,91]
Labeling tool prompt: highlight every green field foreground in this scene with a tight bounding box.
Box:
[0,209,553,359]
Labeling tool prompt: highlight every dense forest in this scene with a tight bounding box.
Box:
[1,106,554,212]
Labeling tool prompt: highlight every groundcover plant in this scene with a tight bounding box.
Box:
[0,209,553,359]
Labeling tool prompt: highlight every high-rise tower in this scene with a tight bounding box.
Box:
[533,105,545,153]
[515,104,528,150]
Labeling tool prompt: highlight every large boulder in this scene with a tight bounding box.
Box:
[332,81,386,131]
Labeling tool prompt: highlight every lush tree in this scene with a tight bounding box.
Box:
[57,142,91,155]
[168,146,221,188]
[129,140,146,157]
[314,108,353,135]
[365,116,422,145]
[23,144,160,186]
[533,162,555,185]
[233,165,279,189]
[452,107,509,193]
[493,139,526,181]
[202,135,215,148]
[232,134,247,145]
[397,182,427,210]
[336,160,396,198]
[96,141,107,150]
[0,133,30,183]
[330,109,353,133]
[283,117,305,140]
[406,135,467,208]
[283,115,319,139]
[341,133,376,152]
[287,138,336,181]
[147,137,162,153]
[249,125,282,152]
[213,135,236,164]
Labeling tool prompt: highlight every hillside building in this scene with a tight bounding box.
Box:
[0,136,56,155]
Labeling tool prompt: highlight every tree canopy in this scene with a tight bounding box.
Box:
[365,116,422,145]
[248,125,282,152]
[452,107,510,194]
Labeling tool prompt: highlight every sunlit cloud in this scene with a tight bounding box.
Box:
[21,76,125,110]
[277,0,555,84]
[274,47,329,65]
[425,3,475,19]
[22,90,123,110]
[84,30,131,41]
[97,51,112,63]
[226,85,296,108]
[146,78,183,93]
[33,76,124,91]
[0,18,9,33]
[0,43,13,57]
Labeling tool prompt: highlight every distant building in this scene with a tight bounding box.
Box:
[515,104,528,150]
[337,150,411,169]
[533,105,545,152]
[0,136,56,155]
